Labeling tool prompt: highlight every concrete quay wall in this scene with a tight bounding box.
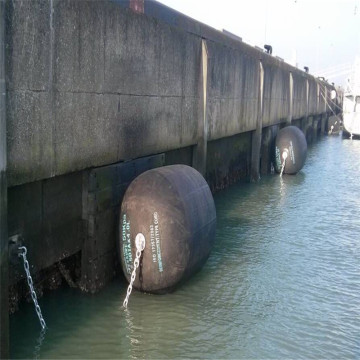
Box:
[6,0,336,187]
[3,0,340,319]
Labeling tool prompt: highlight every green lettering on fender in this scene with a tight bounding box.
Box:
[122,214,133,274]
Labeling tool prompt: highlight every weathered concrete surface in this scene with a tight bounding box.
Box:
[4,0,339,320]
[192,39,208,176]
[206,133,252,192]
[7,153,165,288]
[8,172,83,285]
[80,154,164,293]
[5,0,336,187]
[260,125,279,175]
[250,61,264,182]
[0,0,9,356]
[6,0,201,186]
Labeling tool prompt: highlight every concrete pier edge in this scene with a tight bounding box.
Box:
[250,60,264,182]
[1,0,9,357]
[192,39,208,176]
[3,0,341,338]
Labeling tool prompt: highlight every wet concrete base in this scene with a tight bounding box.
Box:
[9,252,81,314]
[206,132,252,192]
[8,120,332,311]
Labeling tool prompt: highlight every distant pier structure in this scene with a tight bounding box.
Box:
[1,0,340,355]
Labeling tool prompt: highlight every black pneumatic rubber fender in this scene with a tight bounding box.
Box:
[275,125,307,175]
[119,164,217,294]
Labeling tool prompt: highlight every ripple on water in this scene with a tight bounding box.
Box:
[10,136,360,359]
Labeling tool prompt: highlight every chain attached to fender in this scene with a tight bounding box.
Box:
[18,246,46,330]
[279,149,288,177]
[123,233,146,308]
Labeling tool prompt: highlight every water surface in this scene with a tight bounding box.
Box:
[10,135,360,359]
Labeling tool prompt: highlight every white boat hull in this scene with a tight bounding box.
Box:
[343,111,360,137]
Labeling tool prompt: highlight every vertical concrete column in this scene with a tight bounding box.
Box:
[192,39,208,176]
[250,61,264,182]
[317,82,320,114]
[306,79,309,119]
[260,125,275,175]
[312,116,319,139]
[323,86,327,113]
[320,114,327,134]
[287,72,293,124]
[301,79,310,135]
[0,0,9,357]
[319,84,327,134]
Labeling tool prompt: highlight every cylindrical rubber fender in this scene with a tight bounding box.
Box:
[275,125,307,175]
[119,164,217,294]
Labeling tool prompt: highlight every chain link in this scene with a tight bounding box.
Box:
[123,233,146,308]
[18,246,47,330]
[280,159,286,177]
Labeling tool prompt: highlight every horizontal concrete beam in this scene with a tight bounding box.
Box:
[5,0,336,187]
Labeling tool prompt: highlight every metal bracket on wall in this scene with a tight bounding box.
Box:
[8,234,23,265]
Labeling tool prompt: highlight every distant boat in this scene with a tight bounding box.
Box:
[343,97,360,138]
[343,58,360,139]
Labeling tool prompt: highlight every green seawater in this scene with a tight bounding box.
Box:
[10,135,360,359]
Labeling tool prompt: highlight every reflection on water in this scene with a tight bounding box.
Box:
[10,135,360,359]
[33,328,46,360]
